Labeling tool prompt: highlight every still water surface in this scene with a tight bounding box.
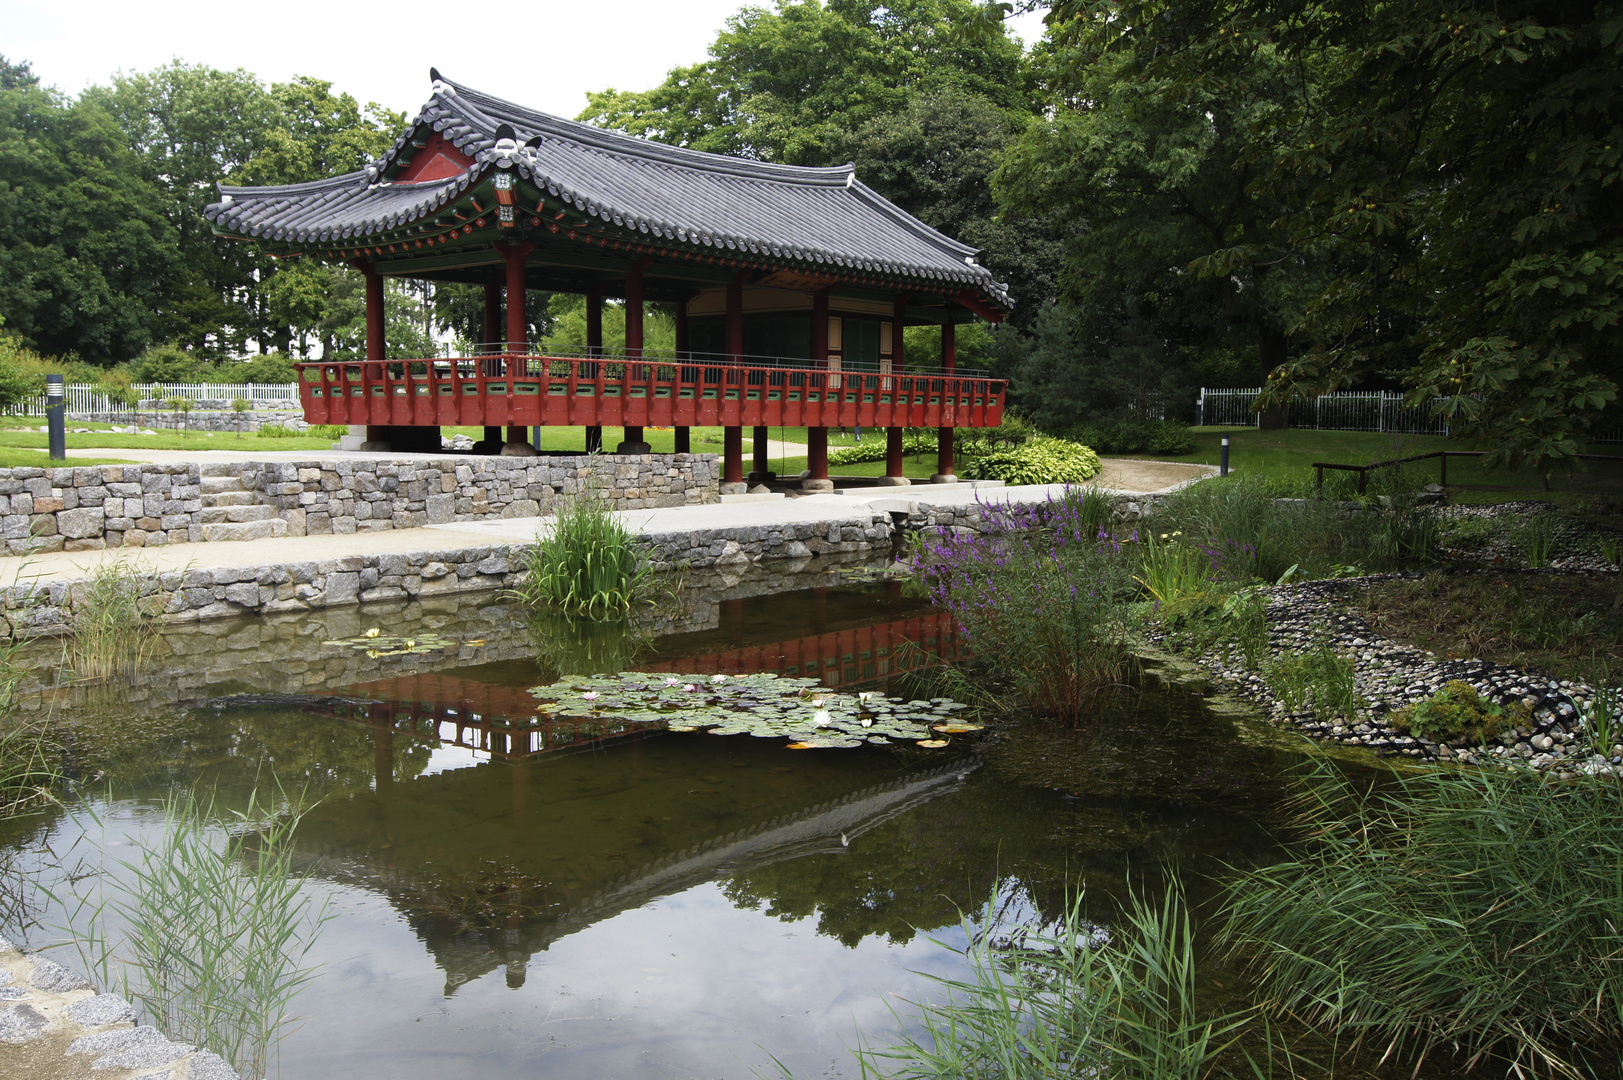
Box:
[3,568,1304,1078]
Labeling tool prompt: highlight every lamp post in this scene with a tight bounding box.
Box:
[1220,436,1230,478]
[46,375,65,460]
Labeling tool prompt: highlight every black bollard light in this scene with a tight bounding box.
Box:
[1220,435,1230,478]
[46,374,65,460]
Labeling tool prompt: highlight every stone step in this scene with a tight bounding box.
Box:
[199,476,247,495]
[198,505,279,524]
[202,491,257,507]
[199,518,287,542]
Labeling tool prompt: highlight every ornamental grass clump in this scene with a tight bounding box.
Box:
[511,490,656,618]
[914,489,1139,722]
[1222,761,1623,1078]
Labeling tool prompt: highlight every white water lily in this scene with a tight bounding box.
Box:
[858,691,876,702]
[363,627,381,638]
[860,717,873,728]
[582,691,599,701]
[812,710,832,727]
[710,674,728,684]
[684,684,698,692]
[810,696,825,708]
[665,677,681,686]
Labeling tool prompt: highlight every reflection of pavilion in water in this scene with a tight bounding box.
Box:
[293,721,980,995]
[317,608,965,764]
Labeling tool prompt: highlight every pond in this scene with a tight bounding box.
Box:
[3,561,1322,1079]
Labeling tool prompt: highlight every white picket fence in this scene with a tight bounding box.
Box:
[1197,387,1623,443]
[17,383,302,416]
[1196,388,1454,434]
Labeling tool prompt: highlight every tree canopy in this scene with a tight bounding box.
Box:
[1028,0,1622,467]
[0,0,1617,463]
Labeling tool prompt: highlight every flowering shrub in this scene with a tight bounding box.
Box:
[913,489,1139,721]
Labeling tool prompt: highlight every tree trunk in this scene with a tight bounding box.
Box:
[1257,325,1291,429]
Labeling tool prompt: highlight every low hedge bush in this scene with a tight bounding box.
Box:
[961,435,1101,486]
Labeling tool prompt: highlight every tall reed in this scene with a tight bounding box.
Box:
[510,490,656,617]
[66,557,158,680]
[851,881,1257,1080]
[63,787,329,1078]
[1221,761,1623,1078]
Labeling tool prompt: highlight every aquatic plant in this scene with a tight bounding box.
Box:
[65,557,159,681]
[509,489,657,617]
[1133,530,1207,608]
[0,719,58,819]
[1261,645,1359,722]
[61,787,329,1079]
[1516,511,1560,569]
[1389,679,1531,745]
[529,671,977,749]
[851,881,1258,1080]
[1221,761,1623,1078]
[528,611,649,680]
[913,489,1140,722]
[324,628,458,657]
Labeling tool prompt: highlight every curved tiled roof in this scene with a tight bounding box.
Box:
[206,73,1010,307]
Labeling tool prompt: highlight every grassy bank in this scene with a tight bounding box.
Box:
[1152,427,1623,505]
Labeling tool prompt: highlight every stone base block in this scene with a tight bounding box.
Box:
[800,478,835,492]
[615,441,652,454]
[874,475,912,486]
[499,441,539,457]
[719,481,749,495]
[930,473,959,484]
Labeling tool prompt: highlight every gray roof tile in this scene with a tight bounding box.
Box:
[206,73,1010,308]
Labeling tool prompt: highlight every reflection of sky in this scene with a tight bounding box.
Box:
[16,802,993,1080]
[248,879,973,1080]
[415,744,487,779]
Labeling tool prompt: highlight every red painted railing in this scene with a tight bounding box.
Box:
[295,353,1006,430]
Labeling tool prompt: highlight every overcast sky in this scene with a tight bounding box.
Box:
[6,0,1049,120]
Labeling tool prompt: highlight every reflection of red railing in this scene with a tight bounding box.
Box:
[321,694,658,763]
[295,355,1005,431]
[324,611,968,761]
[642,611,965,689]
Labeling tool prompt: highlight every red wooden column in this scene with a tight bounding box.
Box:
[621,260,647,450]
[935,319,957,482]
[883,294,908,485]
[673,298,690,453]
[804,286,833,490]
[502,242,534,451]
[362,261,388,445]
[586,285,603,453]
[721,274,745,488]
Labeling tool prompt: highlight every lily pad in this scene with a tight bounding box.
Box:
[916,739,950,748]
[525,670,981,750]
[326,630,459,657]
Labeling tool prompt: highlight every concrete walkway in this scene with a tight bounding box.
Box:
[0,463,1215,589]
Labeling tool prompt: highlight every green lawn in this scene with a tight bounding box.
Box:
[1146,427,1623,504]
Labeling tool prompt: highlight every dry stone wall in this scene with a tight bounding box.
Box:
[0,454,718,552]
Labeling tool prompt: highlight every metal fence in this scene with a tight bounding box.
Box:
[15,383,302,417]
[1196,388,1453,434]
[1197,387,1623,443]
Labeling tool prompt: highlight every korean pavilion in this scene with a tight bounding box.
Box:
[204,71,1010,489]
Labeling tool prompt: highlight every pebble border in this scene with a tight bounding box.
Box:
[1160,502,1623,778]
[0,935,240,1079]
